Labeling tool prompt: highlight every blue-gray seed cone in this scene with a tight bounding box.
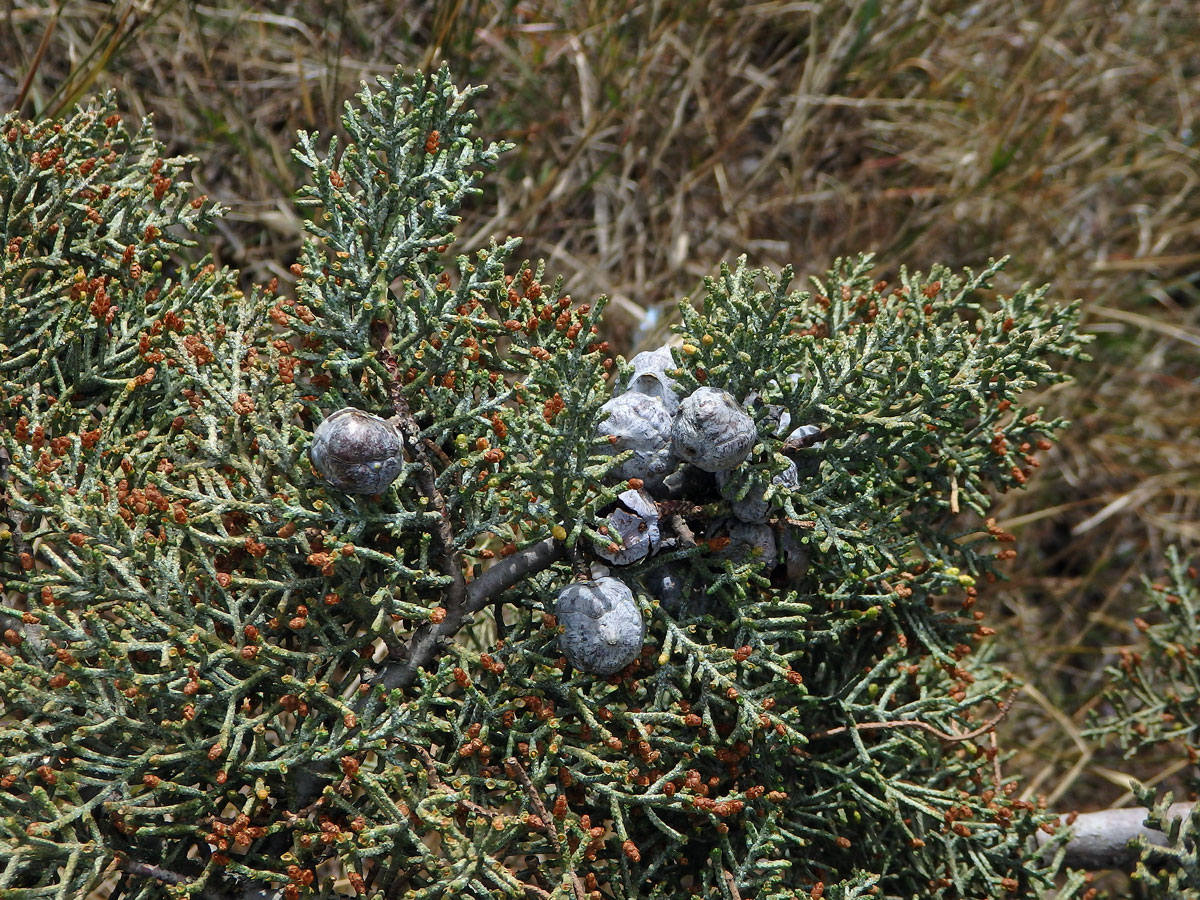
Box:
[555,577,645,675]
[671,387,757,473]
[309,407,404,495]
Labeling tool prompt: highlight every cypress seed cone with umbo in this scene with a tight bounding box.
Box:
[671,386,757,473]
[555,577,646,675]
[309,407,406,495]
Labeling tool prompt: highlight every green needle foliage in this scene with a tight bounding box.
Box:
[1089,548,1200,763]
[1086,550,1200,899]
[0,67,1092,900]
[1124,785,1200,899]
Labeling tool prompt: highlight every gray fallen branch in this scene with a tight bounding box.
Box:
[1037,802,1195,870]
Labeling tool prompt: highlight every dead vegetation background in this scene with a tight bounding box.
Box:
[2,0,1198,881]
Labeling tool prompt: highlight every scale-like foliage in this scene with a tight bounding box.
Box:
[1084,551,1200,900]
[0,67,1090,900]
[1089,548,1200,763]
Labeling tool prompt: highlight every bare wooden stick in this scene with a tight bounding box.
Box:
[406,741,500,818]
[1037,802,1195,870]
[12,1,62,115]
[666,513,697,549]
[781,426,837,454]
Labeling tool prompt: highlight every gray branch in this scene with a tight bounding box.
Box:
[1037,802,1195,870]
[372,536,566,692]
[271,536,569,850]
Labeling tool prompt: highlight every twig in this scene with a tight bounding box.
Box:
[409,742,445,786]
[372,322,469,675]
[505,757,586,900]
[375,325,468,615]
[988,730,1003,789]
[374,537,565,692]
[409,741,499,817]
[423,436,453,468]
[666,513,696,549]
[722,869,743,900]
[371,319,571,689]
[505,757,559,840]
[115,854,190,886]
[781,426,837,454]
[810,691,1017,743]
[308,543,565,842]
[143,857,283,900]
[465,537,566,616]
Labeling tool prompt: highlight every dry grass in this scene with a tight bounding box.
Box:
[3,0,1199,841]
